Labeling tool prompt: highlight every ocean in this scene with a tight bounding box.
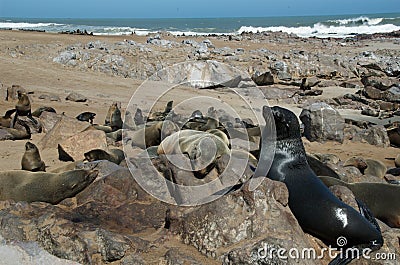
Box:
[1,13,400,38]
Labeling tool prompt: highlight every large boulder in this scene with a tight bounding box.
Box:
[175,178,323,264]
[344,124,390,148]
[38,116,90,149]
[57,130,108,161]
[150,60,249,88]
[251,70,274,86]
[300,103,345,143]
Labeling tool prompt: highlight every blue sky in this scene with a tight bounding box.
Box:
[1,0,400,18]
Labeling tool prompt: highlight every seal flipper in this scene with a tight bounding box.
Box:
[329,199,383,265]
[356,199,383,249]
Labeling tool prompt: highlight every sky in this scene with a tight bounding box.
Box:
[1,0,400,18]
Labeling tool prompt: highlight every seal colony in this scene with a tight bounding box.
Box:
[260,106,383,264]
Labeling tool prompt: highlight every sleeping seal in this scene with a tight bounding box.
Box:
[261,106,383,264]
[0,169,97,204]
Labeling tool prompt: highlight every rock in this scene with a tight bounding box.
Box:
[0,83,5,101]
[39,116,90,149]
[361,75,398,90]
[363,86,383,100]
[383,86,400,103]
[300,103,345,143]
[39,93,61,101]
[176,178,320,264]
[0,234,80,265]
[6,85,26,101]
[251,70,274,86]
[39,112,64,133]
[162,249,203,265]
[151,61,247,88]
[66,92,87,102]
[361,108,379,117]
[344,124,390,148]
[270,61,292,81]
[53,51,76,64]
[58,130,108,161]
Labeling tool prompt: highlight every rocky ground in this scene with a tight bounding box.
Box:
[0,29,399,264]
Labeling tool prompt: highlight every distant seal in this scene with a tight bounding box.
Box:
[0,169,98,204]
[110,103,123,131]
[320,176,400,228]
[130,120,179,149]
[105,102,117,126]
[12,91,37,128]
[32,106,56,117]
[106,129,122,141]
[344,157,387,178]
[261,106,382,263]
[148,100,174,121]
[84,148,125,165]
[76,112,96,124]
[21,141,45,172]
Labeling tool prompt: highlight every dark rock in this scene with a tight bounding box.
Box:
[363,86,383,100]
[163,248,203,265]
[300,103,345,143]
[383,86,400,103]
[361,108,379,117]
[344,124,390,147]
[361,75,398,90]
[251,70,274,86]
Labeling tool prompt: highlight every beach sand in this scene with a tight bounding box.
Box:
[0,30,398,172]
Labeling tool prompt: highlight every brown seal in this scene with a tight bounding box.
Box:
[12,91,37,128]
[129,120,179,149]
[0,109,16,127]
[1,120,31,140]
[21,141,45,172]
[0,169,98,204]
[84,148,125,165]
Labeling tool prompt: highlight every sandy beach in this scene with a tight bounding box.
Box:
[0,29,399,171]
[0,28,400,264]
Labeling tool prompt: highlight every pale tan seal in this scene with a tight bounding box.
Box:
[1,120,31,140]
[104,102,118,126]
[0,169,98,204]
[21,141,45,172]
[157,129,230,177]
[344,157,387,178]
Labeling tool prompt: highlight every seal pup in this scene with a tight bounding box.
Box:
[84,148,125,165]
[261,106,382,264]
[0,169,98,204]
[0,109,16,127]
[110,104,123,131]
[76,112,96,124]
[319,176,400,228]
[21,141,45,172]
[12,91,37,128]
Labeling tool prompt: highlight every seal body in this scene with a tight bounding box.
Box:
[21,141,45,171]
[0,169,97,204]
[262,106,382,253]
[84,148,124,165]
[320,176,400,228]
